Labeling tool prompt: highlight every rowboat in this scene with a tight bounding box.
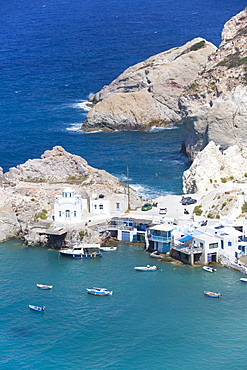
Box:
[59,243,102,258]
[240,278,247,283]
[86,287,113,296]
[134,265,157,271]
[37,284,53,290]
[203,266,217,273]
[99,246,117,251]
[204,291,221,298]
[29,305,46,312]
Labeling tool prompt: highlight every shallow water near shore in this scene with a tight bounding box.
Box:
[0,239,247,369]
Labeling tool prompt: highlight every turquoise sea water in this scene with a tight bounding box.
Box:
[2,1,247,368]
[1,239,247,370]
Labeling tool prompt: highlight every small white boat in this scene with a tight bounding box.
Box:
[59,243,102,258]
[240,278,247,283]
[99,246,117,251]
[134,265,157,271]
[29,305,46,312]
[204,291,221,298]
[37,284,53,290]
[203,266,217,273]
[86,287,113,296]
[150,251,162,259]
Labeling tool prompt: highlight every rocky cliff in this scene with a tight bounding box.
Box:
[180,7,247,161]
[0,146,142,244]
[83,38,216,131]
[182,141,247,219]
[83,7,247,164]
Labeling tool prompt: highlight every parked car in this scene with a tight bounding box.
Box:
[181,197,197,205]
[141,203,152,211]
[159,208,167,215]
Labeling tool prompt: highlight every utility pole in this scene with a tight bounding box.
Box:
[126,166,130,210]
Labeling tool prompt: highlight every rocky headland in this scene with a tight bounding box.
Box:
[83,38,216,131]
[0,146,142,245]
[82,7,247,162]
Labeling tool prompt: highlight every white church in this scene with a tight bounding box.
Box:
[54,187,87,224]
[54,188,128,224]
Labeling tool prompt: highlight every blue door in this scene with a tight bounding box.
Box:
[122,231,130,241]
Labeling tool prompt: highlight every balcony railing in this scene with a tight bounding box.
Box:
[149,235,172,243]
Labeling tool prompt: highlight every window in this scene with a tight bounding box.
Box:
[65,210,70,218]
[74,211,76,217]
[59,211,61,217]
[200,242,204,249]
[94,205,97,209]
[99,204,103,210]
[228,241,232,246]
[116,202,120,211]
[209,242,218,249]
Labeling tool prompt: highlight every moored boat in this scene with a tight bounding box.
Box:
[240,277,247,283]
[150,251,162,259]
[59,243,102,258]
[86,287,113,296]
[37,284,53,290]
[203,266,217,273]
[29,305,46,312]
[204,291,221,298]
[99,246,117,251]
[134,265,157,271]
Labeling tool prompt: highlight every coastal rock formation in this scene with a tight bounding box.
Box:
[182,141,247,219]
[83,38,216,131]
[0,147,142,244]
[5,146,89,183]
[183,141,247,194]
[180,7,247,161]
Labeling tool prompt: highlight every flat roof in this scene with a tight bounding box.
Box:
[149,224,174,232]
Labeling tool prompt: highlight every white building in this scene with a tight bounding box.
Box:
[90,193,128,216]
[54,187,87,224]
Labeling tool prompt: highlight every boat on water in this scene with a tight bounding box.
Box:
[134,265,157,271]
[203,266,217,273]
[150,251,162,259]
[86,287,113,296]
[204,291,221,298]
[100,246,117,251]
[240,277,247,283]
[29,305,46,312]
[37,284,53,290]
[59,243,102,258]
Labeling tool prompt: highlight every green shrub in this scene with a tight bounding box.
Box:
[221,202,227,209]
[31,198,35,201]
[216,215,220,219]
[242,202,247,213]
[221,178,227,183]
[207,213,215,219]
[193,205,203,216]
[79,230,88,240]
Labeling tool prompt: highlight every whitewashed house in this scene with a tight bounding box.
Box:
[54,187,87,224]
[90,193,128,216]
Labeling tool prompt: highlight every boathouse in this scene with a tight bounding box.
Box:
[146,224,174,253]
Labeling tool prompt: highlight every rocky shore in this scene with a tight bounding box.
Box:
[0,146,142,245]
